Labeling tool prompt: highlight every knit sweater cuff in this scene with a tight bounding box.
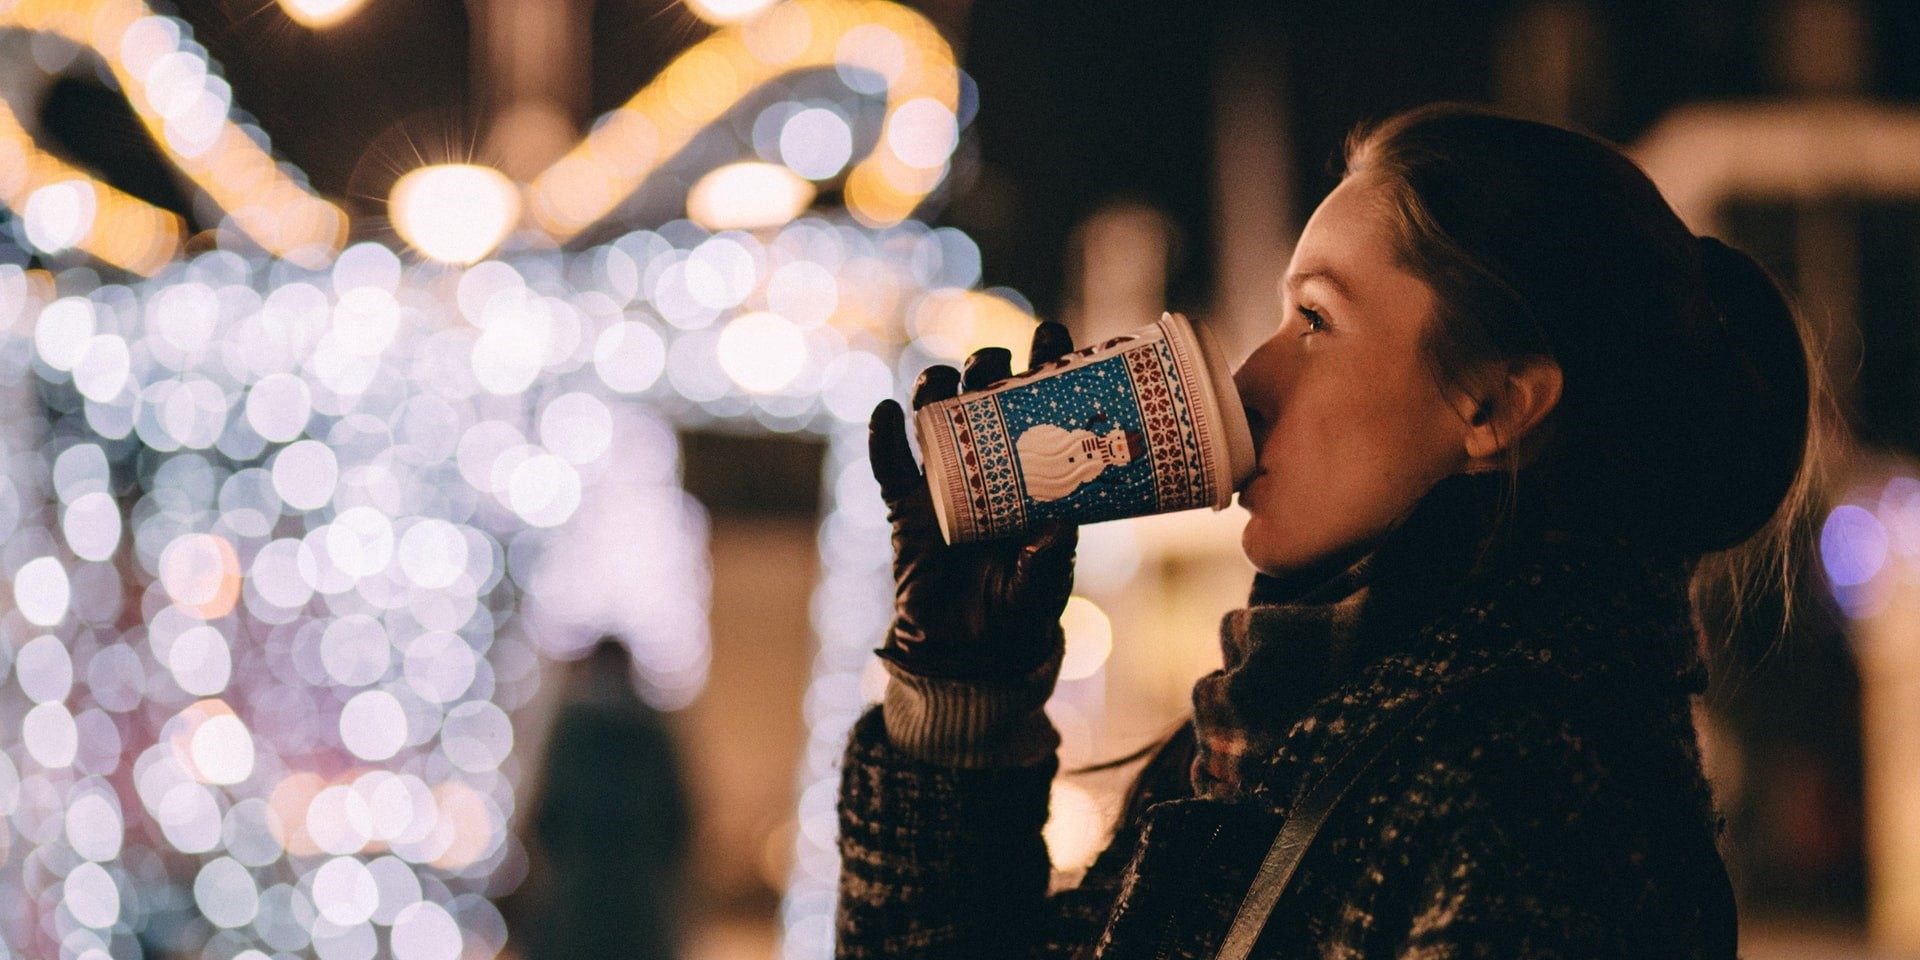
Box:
[880,634,1063,769]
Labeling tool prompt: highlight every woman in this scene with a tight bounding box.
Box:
[836,103,1834,958]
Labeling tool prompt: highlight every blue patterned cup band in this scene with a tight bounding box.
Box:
[914,312,1255,544]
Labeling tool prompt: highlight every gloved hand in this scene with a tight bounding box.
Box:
[867,321,1079,682]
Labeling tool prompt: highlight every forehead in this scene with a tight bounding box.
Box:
[1287,176,1434,319]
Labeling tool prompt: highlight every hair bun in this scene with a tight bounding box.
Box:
[1685,235,1811,551]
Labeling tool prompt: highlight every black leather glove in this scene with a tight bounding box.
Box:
[867,322,1079,682]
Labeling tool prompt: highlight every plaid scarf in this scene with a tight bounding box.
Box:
[1188,472,1705,802]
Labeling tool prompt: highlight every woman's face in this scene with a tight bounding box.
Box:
[1233,173,1477,576]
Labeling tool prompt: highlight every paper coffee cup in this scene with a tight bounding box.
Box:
[914,312,1256,544]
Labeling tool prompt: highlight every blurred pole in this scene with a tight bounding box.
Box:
[1855,582,1920,950]
[1493,2,1606,129]
[1065,201,1172,344]
[1208,17,1292,363]
[468,0,590,181]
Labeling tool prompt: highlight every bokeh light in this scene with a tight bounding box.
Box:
[1058,596,1115,682]
[688,162,816,231]
[276,0,372,29]
[389,165,523,265]
[685,0,780,25]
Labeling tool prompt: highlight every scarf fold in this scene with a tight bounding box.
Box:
[1189,471,1705,803]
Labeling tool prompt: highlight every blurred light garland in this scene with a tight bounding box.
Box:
[0,215,1027,959]
[0,0,349,268]
[0,0,959,270]
[0,0,1008,956]
[527,0,961,240]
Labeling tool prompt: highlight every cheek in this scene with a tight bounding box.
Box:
[1238,368,1458,573]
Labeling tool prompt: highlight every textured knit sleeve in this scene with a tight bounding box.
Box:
[835,698,1180,960]
[879,628,1065,769]
[1378,687,1734,960]
[835,704,1063,959]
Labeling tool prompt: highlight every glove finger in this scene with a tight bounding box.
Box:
[1028,321,1073,369]
[1014,520,1078,595]
[867,399,921,506]
[962,347,1013,391]
[911,365,962,410]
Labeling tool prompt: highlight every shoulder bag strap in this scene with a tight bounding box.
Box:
[1213,668,1513,960]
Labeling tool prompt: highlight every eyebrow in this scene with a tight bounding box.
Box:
[1284,269,1355,302]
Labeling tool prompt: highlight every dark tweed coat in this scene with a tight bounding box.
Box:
[835,478,1739,959]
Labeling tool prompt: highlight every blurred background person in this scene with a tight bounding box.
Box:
[512,637,694,960]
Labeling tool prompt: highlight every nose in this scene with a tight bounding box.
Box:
[1233,336,1283,451]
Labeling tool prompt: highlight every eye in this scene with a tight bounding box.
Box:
[1296,305,1328,335]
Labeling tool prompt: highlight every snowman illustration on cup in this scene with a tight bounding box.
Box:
[1014,412,1146,502]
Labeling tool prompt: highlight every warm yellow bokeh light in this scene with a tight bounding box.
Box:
[1059,595,1114,682]
[0,0,346,269]
[528,0,960,239]
[1043,781,1106,871]
[687,161,815,231]
[909,288,1037,360]
[685,0,779,25]
[389,164,522,265]
[276,0,371,28]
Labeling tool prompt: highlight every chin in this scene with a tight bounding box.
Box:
[1239,513,1287,577]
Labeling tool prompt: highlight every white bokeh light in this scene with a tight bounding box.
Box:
[195,857,260,928]
[63,861,120,929]
[23,180,97,253]
[593,321,666,393]
[159,781,224,853]
[717,311,807,392]
[15,634,73,703]
[687,162,814,232]
[312,856,380,927]
[73,333,132,401]
[23,701,77,768]
[396,520,469,590]
[190,710,256,785]
[63,491,123,562]
[506,453,582,528]
[321,615,390,687]
[390,900,463,960]
[246,373,313,443]
[272,440,339,511]
[36,297,97,370]
[339,690,407,761]
[439,701,512,773]
[167,625,233,696]
[886,97,959,169]
[780,107,855,180]
[403,632,477,705]
[539,392,614,465]
[14,557,71,626]
[66,791,124,862]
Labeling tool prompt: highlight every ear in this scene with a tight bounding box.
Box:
[1459,356,1563,468]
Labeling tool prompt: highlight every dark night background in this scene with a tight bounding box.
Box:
[26,0,1920,947]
